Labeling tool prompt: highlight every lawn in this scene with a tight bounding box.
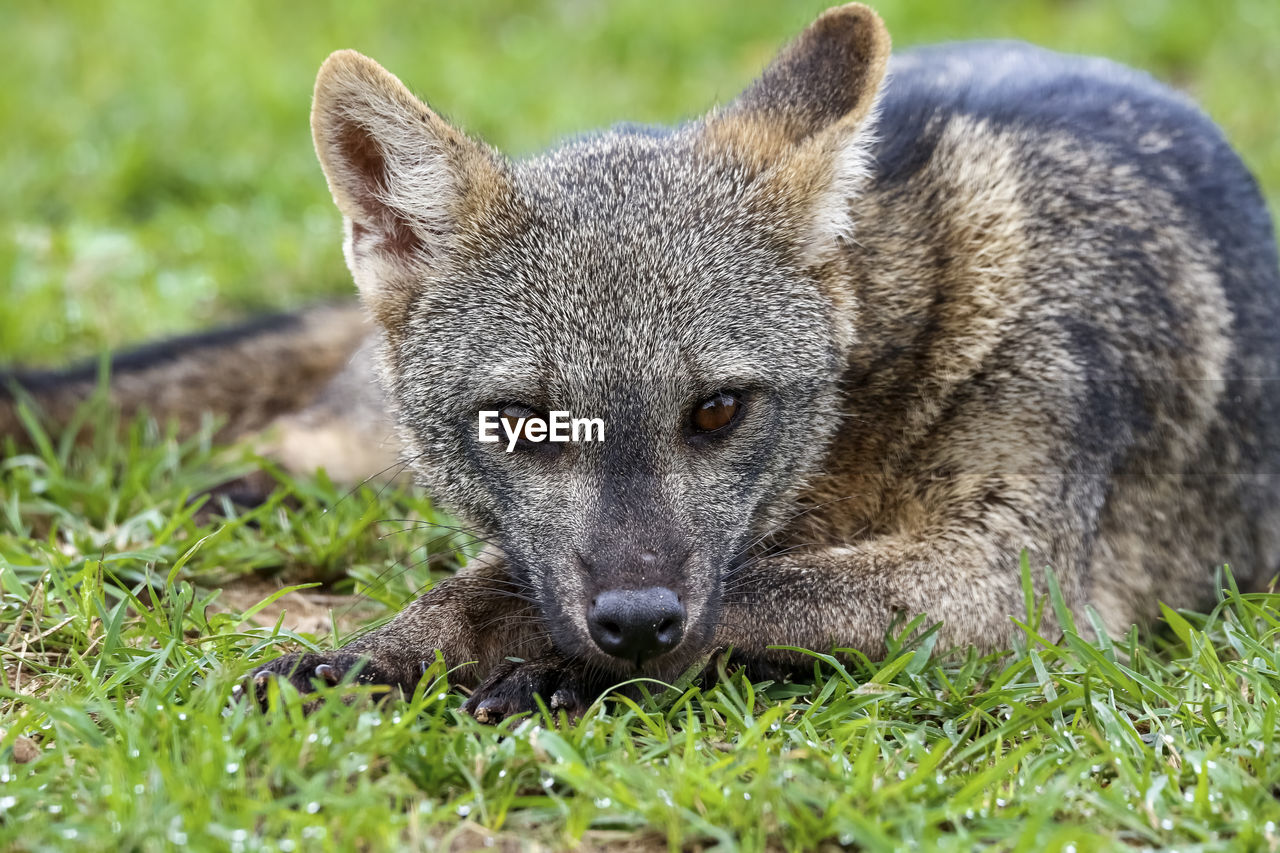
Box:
[3,1,1280,850]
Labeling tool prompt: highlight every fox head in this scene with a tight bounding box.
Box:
[311,4,890,677]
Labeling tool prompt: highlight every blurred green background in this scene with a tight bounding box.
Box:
[3,0,1278,365]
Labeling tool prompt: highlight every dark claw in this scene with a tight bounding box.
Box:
[237,652,411,714]
[470,697,505,724]
[463,656,602,723]
[549,688,575,711]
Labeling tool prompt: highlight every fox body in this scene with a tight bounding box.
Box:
[5,4,1278,715]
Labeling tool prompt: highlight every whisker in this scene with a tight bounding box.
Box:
[729,492,865,562]
[341,527,492,613]
[323,449,428,514]
[724,541,831,582]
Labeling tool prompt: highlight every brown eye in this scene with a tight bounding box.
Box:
[691,392,741,433]
[500,403,536,442]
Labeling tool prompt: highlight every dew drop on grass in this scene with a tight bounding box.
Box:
[743,792,751,801]
[306,802,320,814]
[307,733,318,743]
[594,797,612,808]
[456,804,472,817]
[497,769,507,779]
[48,804,61,814]
[1183,790,1194,802]
[542,776,554,790]
[178,713,187,721]
[226,762,239,773]
[0,796,16,810]
[1161,819,1174,830]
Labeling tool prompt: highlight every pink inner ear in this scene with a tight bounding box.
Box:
[334,119,424,259]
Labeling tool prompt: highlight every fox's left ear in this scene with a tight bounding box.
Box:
[705,3,890,260]
[311,50,511,329]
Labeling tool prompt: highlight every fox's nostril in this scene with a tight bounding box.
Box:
[586,587,686,665]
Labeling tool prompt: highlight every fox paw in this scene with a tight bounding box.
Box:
[233,651,405,709]
[462,657,598,723]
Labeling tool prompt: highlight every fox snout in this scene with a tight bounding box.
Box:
[574,530,700,668]
[586,586,686,665]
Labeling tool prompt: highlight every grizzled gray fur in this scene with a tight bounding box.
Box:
[5,4,1276,718]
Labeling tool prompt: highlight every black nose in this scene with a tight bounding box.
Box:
[587,587,686,664]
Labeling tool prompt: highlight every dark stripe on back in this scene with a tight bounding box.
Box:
[0,311,304,398]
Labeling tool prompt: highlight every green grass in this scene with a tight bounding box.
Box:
[3,414,1279,850]
[4,1,1280,850]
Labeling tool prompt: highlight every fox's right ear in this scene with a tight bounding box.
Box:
[704,4,890,263]
[311,50,509,327]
